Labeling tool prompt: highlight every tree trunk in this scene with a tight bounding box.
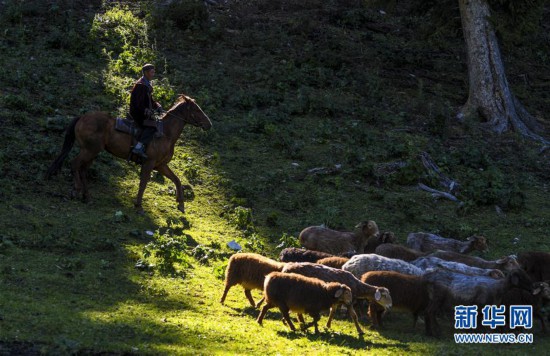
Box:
[457,0,548,144]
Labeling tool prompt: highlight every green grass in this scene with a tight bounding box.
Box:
[1,0,549,354]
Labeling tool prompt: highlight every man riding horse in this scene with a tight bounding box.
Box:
[130,63,164,159]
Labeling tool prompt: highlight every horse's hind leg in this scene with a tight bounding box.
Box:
[135,160,155,213]
[70,155,84,199]
[71,149,99,202]
[156,164,185,213]
[80,160,95,202]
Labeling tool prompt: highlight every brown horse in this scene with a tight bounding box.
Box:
[46,94,212,213]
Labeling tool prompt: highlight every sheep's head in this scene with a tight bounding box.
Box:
[467,235,489,253]
[374,287,392,311]
[533,282,550,300]
[356,220,379,238]
[334,284,353,305]
[378,231,396,244]
[488,269,505,279]
[495,255,520,272]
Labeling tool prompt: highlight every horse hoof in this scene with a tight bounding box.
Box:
[177,204,185,214]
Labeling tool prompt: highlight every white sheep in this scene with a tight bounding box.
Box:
[407,232,488,254]
[342,254,424,278]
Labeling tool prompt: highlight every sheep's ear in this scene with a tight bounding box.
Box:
[335,288,344,298]
[533,287,542,295]
[375,289,381,301]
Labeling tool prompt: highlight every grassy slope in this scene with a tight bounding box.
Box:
[1,0,549,354]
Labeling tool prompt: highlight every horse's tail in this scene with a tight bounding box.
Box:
[45,116,80,179]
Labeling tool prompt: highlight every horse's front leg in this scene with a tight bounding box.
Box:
[156,164,185,214]
[135,161,155,214]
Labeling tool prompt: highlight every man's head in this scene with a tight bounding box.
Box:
[142,64,155,81]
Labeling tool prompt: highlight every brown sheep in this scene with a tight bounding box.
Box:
[517,251,550,282]
[364,231,397,253]
[429,251,519,272]
[375,244,427,262]
[256,272,356,335]
[281,262,392,332]
[299,221,379,255]
[361,271,434,336]
[317,256,350,269]
[220,253,284,308]
[407,232,488,254]
[278,247,333,263]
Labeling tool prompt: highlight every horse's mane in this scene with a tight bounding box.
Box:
[164,94,194,119]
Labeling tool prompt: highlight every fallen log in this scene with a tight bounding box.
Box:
[418,183,463,205]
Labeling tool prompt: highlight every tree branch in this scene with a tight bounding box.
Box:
[420,152,460,193]
[418,183,463,205]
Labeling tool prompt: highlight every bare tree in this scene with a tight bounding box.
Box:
[457,0,548,144]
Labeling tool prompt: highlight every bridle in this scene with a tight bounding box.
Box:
[161,100,191,123]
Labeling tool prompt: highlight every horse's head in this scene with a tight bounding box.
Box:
[174,95,212,130]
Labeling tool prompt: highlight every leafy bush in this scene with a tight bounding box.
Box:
[142,230,192,276]
[276,233,300,249]
[91,6,149,58]
[92,4,176,111]
[459,165,525,210]
[229,206,253,230]
[191,243,228,265]
[244,233,265,253]
[180,154,202,184]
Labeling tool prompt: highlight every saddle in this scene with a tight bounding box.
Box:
[115,117,164,139]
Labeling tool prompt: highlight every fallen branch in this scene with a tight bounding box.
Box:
[420,152,460,193]
[307,164,342,176]
[418,183,463,205]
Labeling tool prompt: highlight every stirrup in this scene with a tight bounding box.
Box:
[132,146,148,159]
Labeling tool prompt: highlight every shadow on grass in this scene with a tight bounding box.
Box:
[239,307,411,351]
[275,329,412,351]
[229,304,262,318]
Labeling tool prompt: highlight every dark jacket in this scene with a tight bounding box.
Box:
[129,77,160,126]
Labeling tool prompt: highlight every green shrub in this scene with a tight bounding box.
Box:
[91,6,149,57]
[459,165,525,210]
[244,233,265,253]
[276,233,300,249]
[91,4,177,112]
[143,230,191,276]
[229,206,253,230]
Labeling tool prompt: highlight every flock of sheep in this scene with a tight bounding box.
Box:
[220,220,550,337]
